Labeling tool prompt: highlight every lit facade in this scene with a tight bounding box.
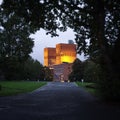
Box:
[56,43,76,64]
[44,48,56,66]
[44,43,76,66]
[44,43,77,81]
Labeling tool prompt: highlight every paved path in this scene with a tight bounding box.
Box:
[0,82,120,120]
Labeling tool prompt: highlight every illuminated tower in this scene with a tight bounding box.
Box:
[44,47,56,66]
[56,43,76,64]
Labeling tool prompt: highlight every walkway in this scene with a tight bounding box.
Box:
[0,82,120,120]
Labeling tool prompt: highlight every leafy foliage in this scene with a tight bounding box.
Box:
[69,58,83,82]
[83,60,102,83]
[23,57,45,81]
[0,7,34,60]
[0,56,45,81]
[0,4,34,80]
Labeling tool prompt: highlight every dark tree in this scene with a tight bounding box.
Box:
[83,60,102,83]
[69,58,83,82]
[23,57,45,81]
[0,4,34,80]
[0,7,34,60]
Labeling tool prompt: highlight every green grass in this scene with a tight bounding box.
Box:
[0,81,47,96]
[76,81,97,96]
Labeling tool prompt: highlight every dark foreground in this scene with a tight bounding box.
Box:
[0,82,120,120]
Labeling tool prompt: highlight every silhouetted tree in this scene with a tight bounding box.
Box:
[69,58,83,82]
[83,60,102,83]
[0,5,34,80]
[23,57,45,81]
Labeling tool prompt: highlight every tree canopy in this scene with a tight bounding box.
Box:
[0,4,34,60]
[1,0,120,60]
[0,4,34,80]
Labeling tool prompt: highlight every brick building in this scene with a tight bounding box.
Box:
[50,63,73,82]
[44,47,56,66]
[44,43,76,66]
[56,43,76,64]
[44,42,76,81]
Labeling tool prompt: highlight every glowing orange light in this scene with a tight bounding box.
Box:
[61,56,75,63]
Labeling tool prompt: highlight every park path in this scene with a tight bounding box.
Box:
[0,82,120,120]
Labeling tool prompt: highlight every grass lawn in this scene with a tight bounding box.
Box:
[0,81,47,96]
[76,81,97,96]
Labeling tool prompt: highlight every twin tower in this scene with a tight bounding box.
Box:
[44,41,77,67]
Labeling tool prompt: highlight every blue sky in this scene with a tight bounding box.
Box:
[0,0,86,64]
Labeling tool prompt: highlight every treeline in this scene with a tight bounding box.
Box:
[69,58,102,83]
[0,57,53,81]
[0,3,53,81]
[69,58,120,101]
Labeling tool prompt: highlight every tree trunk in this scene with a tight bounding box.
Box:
[96,0,112,72]
[95,0,120,100]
